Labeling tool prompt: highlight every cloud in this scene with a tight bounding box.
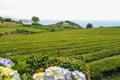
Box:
[0,0,120,20]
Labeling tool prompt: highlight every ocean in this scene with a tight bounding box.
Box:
[40,20,120,28]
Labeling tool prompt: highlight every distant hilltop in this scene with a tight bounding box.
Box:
[51,21,82,28]
[21,19,82,28]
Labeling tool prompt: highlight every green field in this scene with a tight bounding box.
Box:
[0,26,120,79]
[0,26,47,33]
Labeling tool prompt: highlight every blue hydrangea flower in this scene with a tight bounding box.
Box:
[45,66,72,80]
[33,66,87,80]
[0,57,14,66]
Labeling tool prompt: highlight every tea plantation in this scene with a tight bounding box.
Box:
[0,26,120,79]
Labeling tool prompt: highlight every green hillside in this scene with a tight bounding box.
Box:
[0,26,120,79]
[51,20,82,28]
[0,21,82,36]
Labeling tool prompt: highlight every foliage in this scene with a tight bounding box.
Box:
[59,60,81,71]
[20,73,33,80]
[22,24,32,27]
[26,53,61,74]
[53,20,82,28]
[88,55,120,79]
[32,23,42,26]
[15,29,35,34]
[0,16,4,23]
[86,23,93,28]
[4,18,12,22]
[0,26,47,35]
[34,25,65,31]
[25,53,90,79]
[17,20,23,24]
[99,26,104,28]
[31,16,39,24]
[50,27,56,32]
[0,17,3,21]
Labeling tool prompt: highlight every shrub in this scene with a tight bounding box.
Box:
[86,23,93,28]
[25,53,90,80]
[4,18,12,22]
[50,28,56,32]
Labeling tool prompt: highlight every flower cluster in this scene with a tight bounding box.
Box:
[0,57,14,67]
[72,70,86,80]
[0,66,20,80]
[45,66,72,80]
[33,66,86,80]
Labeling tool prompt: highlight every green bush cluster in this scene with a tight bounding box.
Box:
[88,55,120,79]
[24,53,90,79]
[15,29,35,34]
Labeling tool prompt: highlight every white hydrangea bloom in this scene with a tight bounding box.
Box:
[33,66,86,80]
[72,70,86,80]
[0,66,20,80]
[33,72,44,80]
[45,66,72,80]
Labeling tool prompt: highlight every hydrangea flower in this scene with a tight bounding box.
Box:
[45,66,72,80]
[72,70,86,80]
[33,72,44,80]
[0,66,20,80]
[0,57,14,67]
[33,66,86,80]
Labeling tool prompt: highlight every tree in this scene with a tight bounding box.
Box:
[31,16,39,24]
[0,17,3,21]
[0,16,4,23]
[99,26,104,28]
[18,20,23,24]
[4,18,12,22]
[86,23,93,28]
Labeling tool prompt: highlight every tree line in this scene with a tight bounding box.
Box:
[0,16,22,24]
[0,17,12,23]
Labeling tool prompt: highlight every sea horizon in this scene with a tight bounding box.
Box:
[20,19,120,28]
[41,20,120,28]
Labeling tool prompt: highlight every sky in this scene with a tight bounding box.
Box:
[0,0,120,20]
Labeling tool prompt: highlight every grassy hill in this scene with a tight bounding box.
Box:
[0,23,120,79]
[51,20,82,28]
[0,21,82,36]
[0,21,18,26]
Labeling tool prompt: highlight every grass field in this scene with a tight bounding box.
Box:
[0,26,120,79]
[0,26,47,33]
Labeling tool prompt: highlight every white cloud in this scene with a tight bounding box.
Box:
[0,0,120,20]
